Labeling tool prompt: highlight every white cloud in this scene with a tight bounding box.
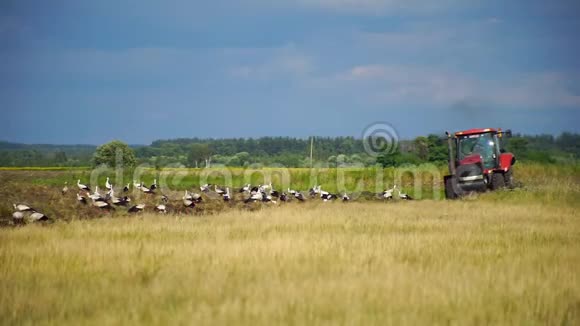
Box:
[491,73,580,108]
[318,64,580,109]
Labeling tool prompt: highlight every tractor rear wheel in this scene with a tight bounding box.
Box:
[504,170,514,189]
[445,176,458,199]
[490,172,505,190]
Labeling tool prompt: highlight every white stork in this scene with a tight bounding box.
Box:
[250,185,261,194]
[29,211,49,222]
[396,185,413,200]
[244,191,263,203]
[140,185,154,194]
[214,184,225,195]
[92,200,113,210]
[128,204,146,213]
[321,193,337,202]
[12,211,25,222]
[77,179,90,192]
[269,183,280,197]
[183,190,193,201]
[191,192,203,203]
[89,186,104,201]
[381,186,395,200]
[183,198,196,208]
[262,192,276,204]
[309,185,321,197]
[77,192,88,204]
[13,203,34,212]
[109,189,129,206]
[155,204,167,213]
[294,192,305,202]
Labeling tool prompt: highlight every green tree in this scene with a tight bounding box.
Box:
[54,151,68,164]
[187,143,211,168]
[426,134,448,162]
[327,155,337,167]
[336,154,349,166]
[274,153,302,167]
[93,140,136,168]
[227,156,241,166]
[508,137,529,157]
[413,136,429,161]
[350,154,362,163]
[377,147,402,167]
[556,132,580,156]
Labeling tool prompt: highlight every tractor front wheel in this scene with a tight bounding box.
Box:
[490,172,505,190]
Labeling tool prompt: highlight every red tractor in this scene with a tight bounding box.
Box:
[444,128,515,199]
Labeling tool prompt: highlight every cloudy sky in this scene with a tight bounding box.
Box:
[1,0,579,144]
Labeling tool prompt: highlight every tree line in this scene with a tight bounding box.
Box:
[0,133,578,168]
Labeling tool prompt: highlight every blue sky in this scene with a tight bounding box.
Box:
[1,0,579,144]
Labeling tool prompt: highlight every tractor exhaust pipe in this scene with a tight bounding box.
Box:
[445,131,456,175]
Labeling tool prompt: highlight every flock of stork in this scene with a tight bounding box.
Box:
[10,177,413,223]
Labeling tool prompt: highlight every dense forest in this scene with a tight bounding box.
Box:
[0,133,578,168]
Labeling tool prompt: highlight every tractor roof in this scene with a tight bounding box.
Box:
[455,128,499,137]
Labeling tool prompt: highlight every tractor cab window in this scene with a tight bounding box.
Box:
[458,133,497,169]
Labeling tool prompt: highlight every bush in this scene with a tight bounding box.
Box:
[92,140,136,168]
[524,151,556,164]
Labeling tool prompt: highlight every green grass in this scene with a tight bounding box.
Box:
[6,162,576,194]
[0,163,578,222]
[1,162,578,203]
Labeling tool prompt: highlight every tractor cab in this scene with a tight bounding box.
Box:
[444,128,516,199]
[456,129,503,171]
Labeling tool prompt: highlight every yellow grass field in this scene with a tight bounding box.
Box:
[1,199,579,325]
